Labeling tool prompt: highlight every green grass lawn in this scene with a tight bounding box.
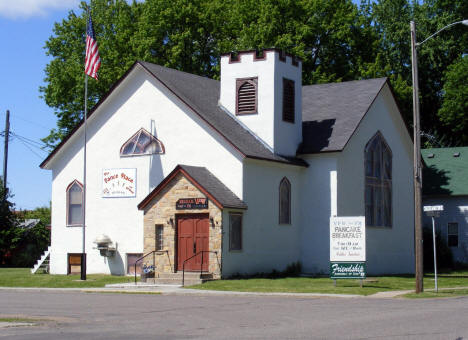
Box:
[190,272,468,296]
[0,268,136,288]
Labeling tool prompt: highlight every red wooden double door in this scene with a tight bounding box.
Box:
[177,214,209,272]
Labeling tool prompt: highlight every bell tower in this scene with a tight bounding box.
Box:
[219,49,302,156]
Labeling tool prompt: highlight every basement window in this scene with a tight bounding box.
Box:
[120,128,165,156]
[236,78,258,115]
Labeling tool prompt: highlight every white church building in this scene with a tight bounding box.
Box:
[40,49,415,278]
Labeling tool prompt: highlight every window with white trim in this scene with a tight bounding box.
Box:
[448,222,458,247]
[229,213,242,251]
[365,132,392,227]
[120,128,164,156]
[279,177,291,224]
[67,180,83,226]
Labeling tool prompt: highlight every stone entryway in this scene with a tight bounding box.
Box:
[138,165,247,281]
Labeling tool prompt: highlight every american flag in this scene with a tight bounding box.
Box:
[85,14,100,79]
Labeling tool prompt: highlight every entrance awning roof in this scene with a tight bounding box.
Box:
[138,164,247,210]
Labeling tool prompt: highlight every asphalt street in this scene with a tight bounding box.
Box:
[0,289,467,339]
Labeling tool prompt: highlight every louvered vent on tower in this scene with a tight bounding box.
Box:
[282,78,295,123]
[236,78,258,115]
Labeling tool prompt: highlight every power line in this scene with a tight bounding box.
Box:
[10,132,47,149]
[0,111,52,131]
[10,133,48,154]
[15,137,44,159]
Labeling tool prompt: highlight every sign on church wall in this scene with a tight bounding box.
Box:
[176,198,208,210]
[102,168,136,198]
[330,216,366,279]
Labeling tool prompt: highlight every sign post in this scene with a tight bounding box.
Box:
[423,205,443,293]
[330,217,366,285]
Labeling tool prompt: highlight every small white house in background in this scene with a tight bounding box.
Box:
[40,49,415,277]
[422,147,468,264]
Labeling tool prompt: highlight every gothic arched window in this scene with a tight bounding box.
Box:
[279,177,291,224]
[365,132,392,227]
[67,180,83,226]
[120,128,164,156]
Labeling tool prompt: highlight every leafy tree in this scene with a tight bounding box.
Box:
[0,179,21,266]
[11,206,51,267]
[40,0,142,148]
[438,56,468,145]
[41,0,467,148]
[364,0,468,144]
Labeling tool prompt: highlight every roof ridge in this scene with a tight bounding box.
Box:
[302,77,387,88]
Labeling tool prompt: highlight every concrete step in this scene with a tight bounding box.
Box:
[144,272,214,286]
[147,278,205,286]
[157,272,212,280]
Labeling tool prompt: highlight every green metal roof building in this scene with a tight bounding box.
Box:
[422,147,468,264]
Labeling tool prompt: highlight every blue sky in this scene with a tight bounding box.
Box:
[0,0,81,210]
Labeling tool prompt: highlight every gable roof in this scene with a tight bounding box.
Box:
[299,78,388,154]
[422,147,468,196]
[138,164,247,210]
[40,61,307,169]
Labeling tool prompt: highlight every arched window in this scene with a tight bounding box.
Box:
[279,177,291,224]
[67,180,83,226]
[236,78,257,115]
[120,128,164,156]
[365,132,392,227]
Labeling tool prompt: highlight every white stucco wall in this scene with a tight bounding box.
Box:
[423,196,468,264]
[219,51,302,156]
[48,66,243,274]
[221,159,303,276]
[299,154,338,274]
[337,84,415,274]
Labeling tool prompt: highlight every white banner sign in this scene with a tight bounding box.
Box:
[330,216,366,262]
[102,168,136,198]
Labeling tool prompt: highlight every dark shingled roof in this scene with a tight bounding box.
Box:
[138,164,247,210]
[299,78,388,154]
[40,61,390,168]
[40,61,307,169]
[138,62,307,166]
[422,147,468,196]
[179,165,247,209]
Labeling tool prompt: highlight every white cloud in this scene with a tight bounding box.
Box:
[0,0,80,19]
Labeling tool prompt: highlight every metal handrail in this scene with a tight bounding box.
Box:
[134,250,169,285]
[182,250,220,286]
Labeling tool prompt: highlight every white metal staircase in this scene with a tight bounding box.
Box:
[31,246,51,274]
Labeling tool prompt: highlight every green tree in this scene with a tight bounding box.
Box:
[438,56,468,145]
[12,207,51,267]
[0,179,21,266]
[41,0,467,148]
[364,0,468,144]
[40,0,142,148]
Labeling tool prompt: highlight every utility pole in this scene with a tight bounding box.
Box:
[410,21,424,293]
[3,110,10,191]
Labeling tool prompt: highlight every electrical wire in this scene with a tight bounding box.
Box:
[14,136,44,159]
[10,132,47,149]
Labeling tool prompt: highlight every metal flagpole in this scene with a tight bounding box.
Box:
[81,8,89,281]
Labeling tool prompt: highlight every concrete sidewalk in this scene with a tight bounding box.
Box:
[1,283,466,299]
